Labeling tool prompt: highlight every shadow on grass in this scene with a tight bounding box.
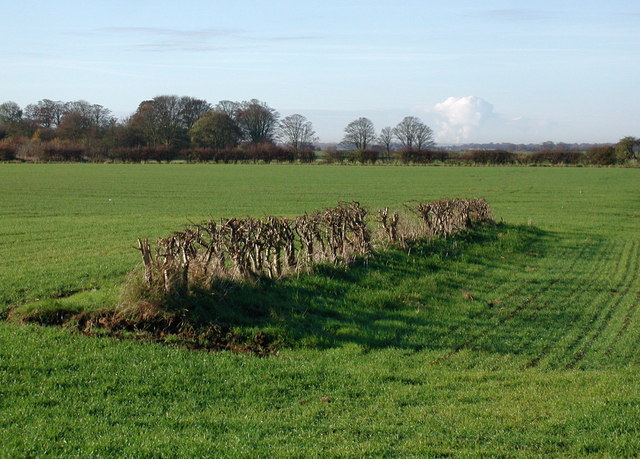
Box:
[173,222,553,351]
[11,222,585,353]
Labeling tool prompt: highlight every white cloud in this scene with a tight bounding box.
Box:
[433,96,495,143]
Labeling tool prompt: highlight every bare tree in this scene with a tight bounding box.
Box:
[57,112,92,140]
[378,126,394,158]
[414,121,435,151]
[24,99,66,128]
[153,95,184,145]
[215,100,240,120]
[236,99,279,144]
[89,104,116,128]
[64,100,93,120]
[128,95,190,146]
[393,116,434,151]
[128,100,159,145]
[278,114,318,152]
[179,97,211,131]
[343,117,375,150]
[57,101,116,140]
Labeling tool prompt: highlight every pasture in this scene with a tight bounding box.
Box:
[1,164,639,457]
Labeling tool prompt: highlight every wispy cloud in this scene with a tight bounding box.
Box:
[11,59,142,78]
[262,35,320,42]
[478,8,550,22]
[98,27,241,39]
[93,27,321,53]
[125,43,256,53]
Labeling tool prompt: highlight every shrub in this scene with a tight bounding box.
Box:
[128,199,495,310]
[524,150,584,165]
[295,149,316,163]
[243,142,294,163]
[0,139,18,161]
[398,149,448,163]
[40,140,85,162]
[185,148,216,162]
[106,145,178,163]
[353,149,379,164]
[324,148,346,163]
[587,146,617,165]
[465,150,515,164]
[144,145,178,162]
[16,140,43,161]
[132,202,372,297]
[33,128,57,142]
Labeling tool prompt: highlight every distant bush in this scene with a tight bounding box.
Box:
[587,146,617,165]
[353,149,379,164]
[33,128,57,142]
[243,142,294,163]
[294,149,316,163]
[323,148,347,163]
[39,140,85,162]
[0,139,18,161]
[399,149,448,163]
[107,145,178,163]
[184,148,216,162]
[462,150,515,165]
[148,145,179,162]
[523,150,584,165]
[216,148,246,163]
[184,143,298,164]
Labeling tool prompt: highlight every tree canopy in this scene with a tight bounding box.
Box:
[342,117,376,150]
[236,99,279,144]
[189,111,242,149]
[278,114,317,152]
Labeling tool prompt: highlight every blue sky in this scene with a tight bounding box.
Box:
[2,0,639,143]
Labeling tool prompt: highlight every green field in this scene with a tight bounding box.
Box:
[1,164,639,457]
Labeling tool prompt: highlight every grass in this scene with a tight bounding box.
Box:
[1,163,639,456]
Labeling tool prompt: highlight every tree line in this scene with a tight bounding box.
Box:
[0,96,317,162]
[0,96,638,165]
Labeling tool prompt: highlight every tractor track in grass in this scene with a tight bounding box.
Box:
[552,239,629,368]
[564,240,639,369]
[442,279,535,337]
[604,253,640,359]
[629,293,640,365]
[523,239,616,369]
[426,248,570,354]
[431,242,590,365]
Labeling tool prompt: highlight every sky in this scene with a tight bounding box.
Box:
[2,0,639,144]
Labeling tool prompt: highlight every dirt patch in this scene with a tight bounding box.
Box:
[19,308,278,356]
[79,310,278,355]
